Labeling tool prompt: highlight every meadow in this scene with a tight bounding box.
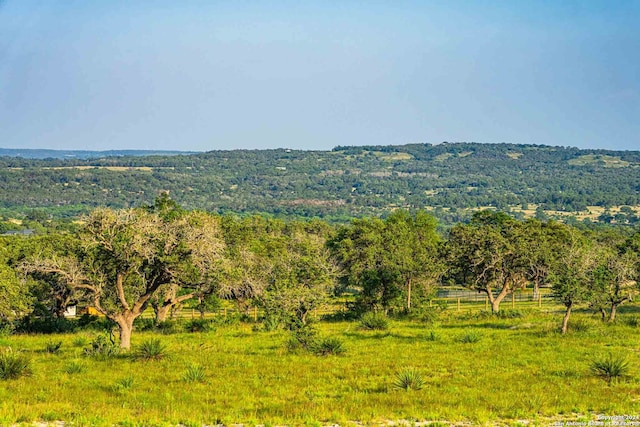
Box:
[1,306,639,427]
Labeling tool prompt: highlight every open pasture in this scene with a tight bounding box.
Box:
[1,308,639,426]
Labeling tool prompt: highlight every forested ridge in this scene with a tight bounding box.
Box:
[2,142,640,224]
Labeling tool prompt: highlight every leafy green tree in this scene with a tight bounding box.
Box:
[548,225,595,334]
[329,210,441,314]
[445,211,528,313]
[23,204,225,349]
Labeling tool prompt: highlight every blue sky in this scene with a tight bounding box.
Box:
[0,1,638,151]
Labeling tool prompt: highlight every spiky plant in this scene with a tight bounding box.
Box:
[393,367,424,391]
[0,349,32,380]
[590,355,630,384]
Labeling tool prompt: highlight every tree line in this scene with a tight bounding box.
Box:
[1,142,640,225]
[1,196,639,348]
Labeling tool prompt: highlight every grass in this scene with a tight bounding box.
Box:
[0,310,638,425]
[590,354,630,385]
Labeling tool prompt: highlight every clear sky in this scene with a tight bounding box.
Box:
[0,1,638,152]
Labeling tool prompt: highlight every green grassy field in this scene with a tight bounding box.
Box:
[1,307,639,426]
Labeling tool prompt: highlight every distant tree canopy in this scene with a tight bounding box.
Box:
[1,142,639,226]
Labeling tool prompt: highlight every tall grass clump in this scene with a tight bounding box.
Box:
[183,364,206,383]
[44,340,63,354]
[458,330,482,343]
[0,349,32,380]
[135,338,169,361]
[359,312,389,330]
[393,368,424,391]
[590,355,630,384]
[312,337,346,356]
[64,360,85,375]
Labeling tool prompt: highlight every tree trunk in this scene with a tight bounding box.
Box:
[609,303,618,323]
[155,304,171,324]
[561,303,572,334]
[115,314,135,350]
[489,284,511,313]
[600,307,607,322]
[406,277,412,311]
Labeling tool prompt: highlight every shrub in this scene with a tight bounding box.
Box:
[183,318,212,333]
[183,364,206,383]
[14,316,76,334]
[135,339,169,361]
[155,320,178,334]
[286,323,318,352]
[312,337,346,356]
[133,317,156,331]
[0,349,32,380]
[83,334,120,359]
[495,310,525,319]
[590,355,630,384]
[0,321,15,337]
[393,368,424,391]
[44,340,63,354]
[359,312,389,330]
[458,331,482,343]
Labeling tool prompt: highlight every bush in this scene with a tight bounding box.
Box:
[359,312,389,331]
[133,317,156,331]
[286,322,318,353]
[44,340,63,354]
[494,310,525,319]
[0,349,32,380]
[0,321,15,337]
[393,368,424,391]
[83,334,120,359]
[590,355,630,384]
[14,316,76,334]
[312,337,346,356]
[183,318,213,333]
[135,339,169,361]
[155,320,178,334]
[183,364,206,383]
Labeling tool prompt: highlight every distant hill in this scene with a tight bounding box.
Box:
[0,148,197,159]
[1,142,639,225]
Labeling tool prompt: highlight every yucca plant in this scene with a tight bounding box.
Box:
[0,349,32,380]
[590,355,630,384]
[183,364,206,383]
[135,338,169,361]
[393,367,424,391]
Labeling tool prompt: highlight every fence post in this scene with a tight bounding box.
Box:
[538,293,542,308]
[512,293,515,309]
[485,296,488,311]
[457,298,460,312]
[253,307,258,322]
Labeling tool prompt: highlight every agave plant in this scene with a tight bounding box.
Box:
[393,367,424,391]
[590,355,629,384]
